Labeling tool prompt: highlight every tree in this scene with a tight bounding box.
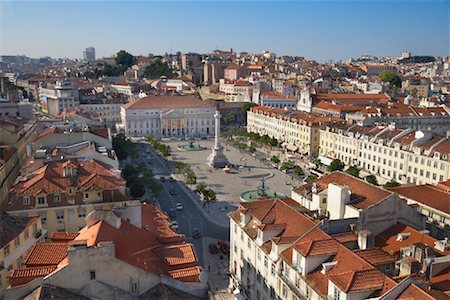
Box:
[281,161,293,171]
[248,146,256,153]
[143,60,173,79]
[294,166,304,176]
[202,188,217,212]
[240,102,258,115]
[185,170,197,184]
[271,156,280,164]
[328,159,344,172]
[365,175,379,186]
[195,182,207,194]
[223,113,237,125]
[115,50,135,68]
[345,166,360,177]
[384,179,400,187]
[307,174,318,181]
[129,181,145,198]
[379,70,401,87]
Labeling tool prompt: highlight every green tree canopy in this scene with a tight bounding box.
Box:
[240,102,258,115]
[294,166,304,176]
[115,50,135,68]
[384,179,400,187]
[143,60,173,79]
[345,166,360,177]
[365,175,379,186]
[379,70,401,87]
[328,159,344,172]
[223,112,237,125]
[271,156,280,164]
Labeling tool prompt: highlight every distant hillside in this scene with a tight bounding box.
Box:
[399,56,436,63]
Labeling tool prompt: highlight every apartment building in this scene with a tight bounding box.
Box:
[0,118,37,212]
[6,159,129,233]
[3,204,206,299]
[228,197,437,300]
[0,214,45,292]
[291,172,424,236]
[247,106,343,157]
[388,180,450,239]
[39,80,79,116]
[319,124,450,185]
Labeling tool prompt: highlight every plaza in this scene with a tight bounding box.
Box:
[163,138,301,218]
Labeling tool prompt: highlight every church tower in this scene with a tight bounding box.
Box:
[296,88,312,112]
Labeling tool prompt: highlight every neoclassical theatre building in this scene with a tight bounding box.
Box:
[119,95,216,138]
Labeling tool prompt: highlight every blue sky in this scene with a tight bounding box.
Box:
[0,1,448,61]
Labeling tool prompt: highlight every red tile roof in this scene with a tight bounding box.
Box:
[8,159,126,210]
[375,223,450,256]
[74,204,201,282]
[10,266,57,287]
[50,232,79,243]
[123,95,213,110]
[353,248,396,265]
[397,283,437,300]
[388,184,450,215]
[293,171,392,210]
[24,243,68,267]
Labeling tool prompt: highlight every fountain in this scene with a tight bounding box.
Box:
[240,176,286,201]
[177,135,207,151]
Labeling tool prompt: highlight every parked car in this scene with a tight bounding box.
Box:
[192,228,201,239]
[171,221,179,230]
[169,189,177,196]
[168,177,175,182]
[169,209,176,218]
[217,240,229,254]
[208,243,219,254]
[160,176,166,182]
[176,202,183,210]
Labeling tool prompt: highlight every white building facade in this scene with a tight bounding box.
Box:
[120,95,215,138]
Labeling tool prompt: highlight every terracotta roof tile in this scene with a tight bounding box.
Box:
[388,184,450,215]
[353,248,396,265]
[24,243,68,267]
[375,223,450,256]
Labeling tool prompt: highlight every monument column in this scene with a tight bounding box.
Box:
[207,101,229,168]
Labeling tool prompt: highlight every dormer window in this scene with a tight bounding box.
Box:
[23,196,30,205]
[37,196,46,206]
[53,194,60,203]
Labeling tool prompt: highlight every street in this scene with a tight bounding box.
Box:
[135,142,229,267]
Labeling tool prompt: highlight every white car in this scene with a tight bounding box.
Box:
[171,221,179,230]
[176,203,183,211]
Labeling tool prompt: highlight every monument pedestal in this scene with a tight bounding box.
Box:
[207,145,228,168]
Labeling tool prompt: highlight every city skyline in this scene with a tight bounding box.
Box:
[1,1,449,61]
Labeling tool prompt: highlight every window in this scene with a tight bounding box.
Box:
[37,196,45,205]
[4,245,10,256]
[271,263,276,275]
[334,286,341,300]
[264,256,268,268]
[53,194,60,203]
[56,211,64,221]
[14,237,20,247]
[40,213,47,224]
[24,229,29,240]
[85,193,89,199]
[78,207,86,218]
[385,264,392,272]
[247,238,251,249]
[18,256,23,268]
[23,196,30,205]
[90,270,96,280]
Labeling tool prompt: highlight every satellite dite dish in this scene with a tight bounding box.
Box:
[199,271,208,283]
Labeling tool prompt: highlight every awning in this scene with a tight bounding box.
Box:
[286,144,298,152]
[318,155,333,166]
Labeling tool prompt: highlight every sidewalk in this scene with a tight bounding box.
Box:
[203,237,234,299]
